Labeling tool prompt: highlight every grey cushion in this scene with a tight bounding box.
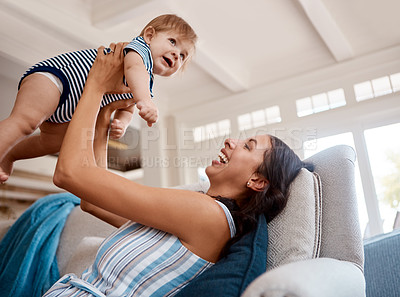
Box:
[306,145,364,271]
[57,207,115,276]
[267,168,322,270]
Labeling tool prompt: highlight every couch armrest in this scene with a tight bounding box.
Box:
[65,236,105,276]
[306,145,364,270]
[57,207,115,276]
[241,258,365,297]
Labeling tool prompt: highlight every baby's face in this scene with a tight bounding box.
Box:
[148,31,193,77]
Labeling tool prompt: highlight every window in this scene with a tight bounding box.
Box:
[371,76,392,97]
[364,123,400,233]
[296,97,313,117]
[218,119,231,137]
[193,126,204,143]
[354,81,374,102]
[193,119,231,142]
[311,93,330,113]
[265,105,282,124]
[205,123,218,139]
[238,114,252,131]
[303,132,368,236]
[296,88,346,117]
[354,72,400,102]
[251,110,266,128]
[238,105,282,131]
[327,89,347,108]
[390,72,400,92]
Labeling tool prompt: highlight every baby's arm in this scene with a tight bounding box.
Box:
[124,51,158,127]
[110,104,134,139]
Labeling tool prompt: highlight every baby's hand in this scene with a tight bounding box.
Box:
[136,100,158,127]
[109,118,127,139]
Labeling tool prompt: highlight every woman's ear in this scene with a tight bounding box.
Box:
[248,174,269,192]
[143,26,156,44]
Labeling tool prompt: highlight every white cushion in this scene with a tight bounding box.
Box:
[243,258,366,297]
[267,169,322,270]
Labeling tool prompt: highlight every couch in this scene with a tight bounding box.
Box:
[364,228,400,297]
[0,145,367,296]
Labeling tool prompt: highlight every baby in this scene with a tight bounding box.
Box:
[0,14,197,182]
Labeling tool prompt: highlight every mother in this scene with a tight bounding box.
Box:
[44,43,310,296]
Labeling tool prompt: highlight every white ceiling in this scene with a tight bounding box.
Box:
[1,0,400,115]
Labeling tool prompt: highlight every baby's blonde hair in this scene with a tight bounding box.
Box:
[140,14,197,46]
[140,14,197,70]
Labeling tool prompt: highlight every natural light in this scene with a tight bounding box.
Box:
[365,123,400,233]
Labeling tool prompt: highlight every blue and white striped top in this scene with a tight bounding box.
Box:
[18,37,154,124]
[43,200,236,297]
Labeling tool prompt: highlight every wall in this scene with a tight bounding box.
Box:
[0,74,17,120]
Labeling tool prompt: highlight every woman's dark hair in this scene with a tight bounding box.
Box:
[214,135,314,257]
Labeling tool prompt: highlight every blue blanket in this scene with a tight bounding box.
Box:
[0,193,80,297]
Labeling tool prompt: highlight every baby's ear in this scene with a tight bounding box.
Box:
[143,26,156,44]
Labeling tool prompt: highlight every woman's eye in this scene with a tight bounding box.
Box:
[169,39,176,46]
[244,143,250,150]
[180,54,185,60]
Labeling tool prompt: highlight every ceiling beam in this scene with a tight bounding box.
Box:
[297,0,353,62]
[194,46,248,92]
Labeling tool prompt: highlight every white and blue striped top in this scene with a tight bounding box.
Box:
[43,200,236,297]
[19,37,154,124]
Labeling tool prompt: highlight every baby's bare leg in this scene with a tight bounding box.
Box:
[0,122,68,180]
[0,73,60,181]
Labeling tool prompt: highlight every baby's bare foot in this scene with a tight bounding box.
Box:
[0,156,14,183]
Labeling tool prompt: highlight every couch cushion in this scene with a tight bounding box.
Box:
[364,228,400,297]
[57,207,115,276]
[267,168,322,270]
[175,214,268,297]
[65,236,105,276]
[306,145,363,270]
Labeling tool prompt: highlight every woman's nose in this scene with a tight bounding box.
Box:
[225,138,238,149]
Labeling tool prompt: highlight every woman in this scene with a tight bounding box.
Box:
[44,43,310,296]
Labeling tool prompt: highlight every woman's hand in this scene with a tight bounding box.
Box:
[87,42,131,95]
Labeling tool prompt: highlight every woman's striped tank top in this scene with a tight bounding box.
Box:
[43,200,236,297]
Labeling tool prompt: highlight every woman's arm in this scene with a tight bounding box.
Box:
[53,43,229,262]
[79,100,131,228]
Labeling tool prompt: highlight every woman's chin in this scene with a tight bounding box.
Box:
[205,161,226,178]
[205,165,214,178]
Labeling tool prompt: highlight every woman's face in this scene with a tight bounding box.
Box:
[206,135,272,187]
